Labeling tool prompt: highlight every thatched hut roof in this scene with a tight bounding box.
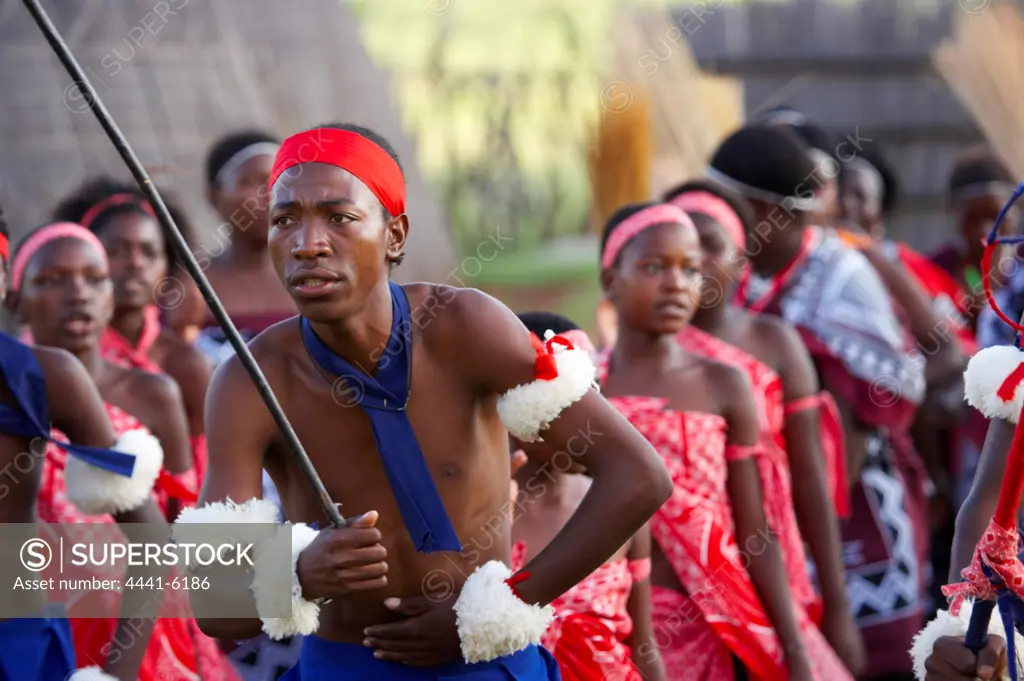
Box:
[0,0,453,283]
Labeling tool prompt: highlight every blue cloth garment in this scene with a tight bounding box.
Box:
[300,281,460,553]
[0,331,136,477]
[0,614,76,680]
[280,637,561,681]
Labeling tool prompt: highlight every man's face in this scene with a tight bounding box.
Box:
[268,163,407,321]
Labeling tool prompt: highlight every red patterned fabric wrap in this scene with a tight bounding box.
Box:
[99,306,210,498]
[606,399,786,680]
[816,392,850,518]
[98,305,162,374]
[943,518,1023,615]
[607,395,853,680]
[627,558,651,582]
[190,433,208,488]
[678,327,826,613]
[511,542,643,680]
[549,613,642,681]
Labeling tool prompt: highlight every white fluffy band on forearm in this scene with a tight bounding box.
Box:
[67,667,117,680]
[964,345,1024,423]
[453,560,554,663]
[253,523,320,640]
[173,497,282,550]
[65,429,163,516]
[910,600,1023,680]
[173,498,321,638]
[497,347,596,442]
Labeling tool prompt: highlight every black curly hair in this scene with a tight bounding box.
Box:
[517,310,580,338]
[205,129,280,189]
[51,177,198,276]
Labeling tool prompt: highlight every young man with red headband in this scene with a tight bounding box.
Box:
[174,123,672,679]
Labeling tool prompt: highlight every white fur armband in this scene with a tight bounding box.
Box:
[253,523,321,640]
[173,498,321,639]
[497,340,597,442]
[964,345,1024,424]
[65,429,163,516]
[911,600,1024,680]
[453,560,554,663]
[173,497,282,552]
[67,667,117,681]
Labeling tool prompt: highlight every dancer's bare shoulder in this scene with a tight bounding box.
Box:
[206,317,304,433]
[33,346,107,427]
[688,354,753,419]
[401,283,535,391]
[156,330,212,382]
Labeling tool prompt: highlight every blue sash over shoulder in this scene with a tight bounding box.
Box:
[0,331,135,478]
[300,281,460,553]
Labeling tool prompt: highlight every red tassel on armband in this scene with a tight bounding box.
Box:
[529,333,575,381]
[505,570,532,603]
[999,362,1024,403]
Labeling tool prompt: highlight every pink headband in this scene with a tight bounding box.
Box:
[80,193,156,230]
[600,204,696,269]
[11,222,109,291]
[669,191,746,251]
[558,329,596,360]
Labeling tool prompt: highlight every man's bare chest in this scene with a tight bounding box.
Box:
[267,360,498,520]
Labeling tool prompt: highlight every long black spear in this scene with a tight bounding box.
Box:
[21,0,344,528]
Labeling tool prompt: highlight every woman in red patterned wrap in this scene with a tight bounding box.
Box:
[11,223,239,681]
[665,178,863,676]
[596,201,850,680]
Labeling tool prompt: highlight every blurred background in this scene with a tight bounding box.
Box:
[1,0,1021,335]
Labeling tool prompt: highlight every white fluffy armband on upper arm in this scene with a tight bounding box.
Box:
[964,345,1024,424]
[173,498,321,640]
[497,331,597,442]
[66,429,163,516]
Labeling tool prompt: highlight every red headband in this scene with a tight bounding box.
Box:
[80,193,156,230]
[268,128,406,217]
